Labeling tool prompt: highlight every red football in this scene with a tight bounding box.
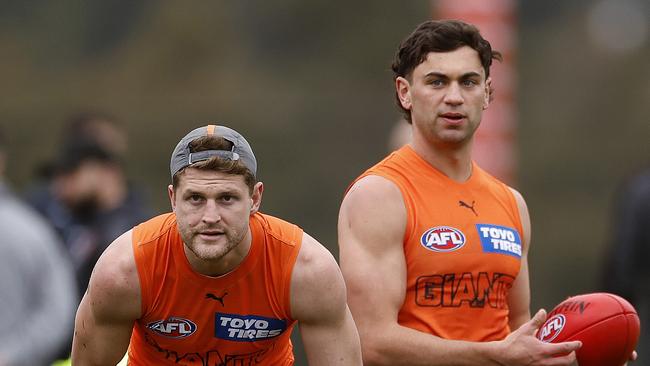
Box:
[537,293,640,366]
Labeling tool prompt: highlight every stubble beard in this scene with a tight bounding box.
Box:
[182,225,247,262]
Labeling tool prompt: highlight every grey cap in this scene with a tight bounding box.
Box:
[170,125,257,179]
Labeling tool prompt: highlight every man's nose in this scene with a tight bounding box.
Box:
[444,83,464,105]
[202,201,221,223]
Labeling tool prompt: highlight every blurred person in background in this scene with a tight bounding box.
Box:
[71,125,362,365]
[337,20,585,365]
[62,111,128,157]
[28,111,127,188]
[26,111,152,299]
[0,127,77,366]
[603,165,650,365]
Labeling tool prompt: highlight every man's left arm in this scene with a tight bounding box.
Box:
[507,188,532,330]
[290,233,362,366]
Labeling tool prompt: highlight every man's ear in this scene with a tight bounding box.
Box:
[396,76,412,111]
[483,77,493,109]
[250,182,264,214]
[168,184,176,212]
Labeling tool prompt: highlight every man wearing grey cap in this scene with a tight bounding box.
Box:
[71,125,362,365]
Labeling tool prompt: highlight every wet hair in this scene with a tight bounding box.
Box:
[391,19,502,122]
[172,135,256,194]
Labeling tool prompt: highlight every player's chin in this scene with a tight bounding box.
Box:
[439,132,470,144]
[190,240,229,259]
[194,247,228,261]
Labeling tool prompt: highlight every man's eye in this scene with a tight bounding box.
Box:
[429,79,444,87]
[189,194,203,202]
[463,79,478,87]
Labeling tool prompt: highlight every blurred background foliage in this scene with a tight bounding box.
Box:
[1,0,648,359]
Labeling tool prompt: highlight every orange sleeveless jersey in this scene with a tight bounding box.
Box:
[127,212,303,365]
[354,145,523,341]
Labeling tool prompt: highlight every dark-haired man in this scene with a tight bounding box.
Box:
[26,112,151,301]
[338,20,584,365]
[72,125,362,365]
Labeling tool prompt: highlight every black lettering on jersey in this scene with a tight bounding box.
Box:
[144,332,272,365]
[415,272,515,308]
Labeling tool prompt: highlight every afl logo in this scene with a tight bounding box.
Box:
[147,317,197,338]
[420,226,466,252]
[537,314,566,342]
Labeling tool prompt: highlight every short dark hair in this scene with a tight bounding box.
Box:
[53,141,118,175]
[391,19,502,122]
[172,135,256,194]
[63,110,127,156]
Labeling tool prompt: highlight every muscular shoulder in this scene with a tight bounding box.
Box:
[339,175,406,252]
[87,230,141,321]
[507,187,526,208]
[342,175,403,212]
[508,187,531,251]
[290,233,347,323]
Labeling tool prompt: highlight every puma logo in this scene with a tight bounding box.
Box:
[205,291,228,306]
[459,200,478,216]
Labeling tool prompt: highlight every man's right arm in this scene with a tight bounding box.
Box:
[337,175,580,366]
[72,230,141,366]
